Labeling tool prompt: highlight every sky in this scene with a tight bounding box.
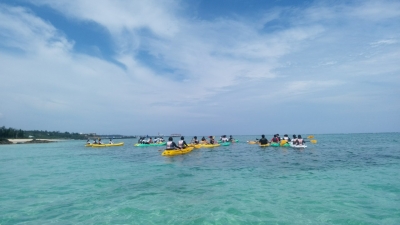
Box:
[0,0,399,136]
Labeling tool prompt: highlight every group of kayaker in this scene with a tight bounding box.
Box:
[192,135,236,144]
[257,134,305,145]
[137,136,165,144]
[219,135,235,143]
[166,135,237,150]
[166,136,189,149]
[86,138,114,144]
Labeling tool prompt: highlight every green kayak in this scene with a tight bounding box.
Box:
[218,139,238,143]
[134,142,166,147]
[271,142,290,147]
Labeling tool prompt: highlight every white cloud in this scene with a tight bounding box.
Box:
[0,5,72,53]
[350,0,400,21]
[370,39,398,47]
[1,1,399,133]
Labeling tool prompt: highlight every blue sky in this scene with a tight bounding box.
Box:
[0,0,399,136]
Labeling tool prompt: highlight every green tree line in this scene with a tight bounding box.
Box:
[0,126,87,139]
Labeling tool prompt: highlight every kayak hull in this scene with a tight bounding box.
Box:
[259,144,270,147]
[91,142,124,147]
[200,144,220,148]
[218,139,239,143]
[187,144,201,148]
[271,142,290,147]
[134,142,166,147]
[290,144,307,149]
[162,147,194,156]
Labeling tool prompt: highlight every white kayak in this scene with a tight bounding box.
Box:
[290,143,307,149]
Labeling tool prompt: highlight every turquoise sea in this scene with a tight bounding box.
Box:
[1,133,399,225]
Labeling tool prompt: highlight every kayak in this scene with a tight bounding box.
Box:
[187,144,202,148]
[200,144,220,148]
[162,147,194,156]
[271,142,290,147]
[221,142,231,146]
[290,143,307,149]
[218,139,239,143]
[280,140,288,146]
[259,143,270,147]
[91,142,124,147]
[134,142,166,147]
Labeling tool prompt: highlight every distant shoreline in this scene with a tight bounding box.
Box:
[0,138,67,145]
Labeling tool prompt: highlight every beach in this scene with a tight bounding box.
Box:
[6,139,66,144]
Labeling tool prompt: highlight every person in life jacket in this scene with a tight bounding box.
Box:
[201,136,206,143]
[270,135,279,143]
[228,135,234,142]
[276,134,281,141]
[148,137,153,144]
[296,135,305,145]
[291,135,297,144]
[178,136,189,149]
[282,134,291,142]
[259,134,269,145]
[191,136,199,144]
[109,138,113,144]
[98,138,103,144]
[221,135,229,142]
[139,137,147,144]
[166,137,179,150]
[209,136,215,144]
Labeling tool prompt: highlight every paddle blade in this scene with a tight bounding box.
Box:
[307,135,314,139]
[310,140,317,144]
[280,140,288,146]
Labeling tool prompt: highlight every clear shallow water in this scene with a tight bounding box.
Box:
[1,133,399,224]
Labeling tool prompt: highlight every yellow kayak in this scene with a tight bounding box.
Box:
[200,144,220,148]
[259,143,270,147]
[280,140,288,146]
[91,142,124,147]
[187,144,202,148]
[162,147,194,156]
